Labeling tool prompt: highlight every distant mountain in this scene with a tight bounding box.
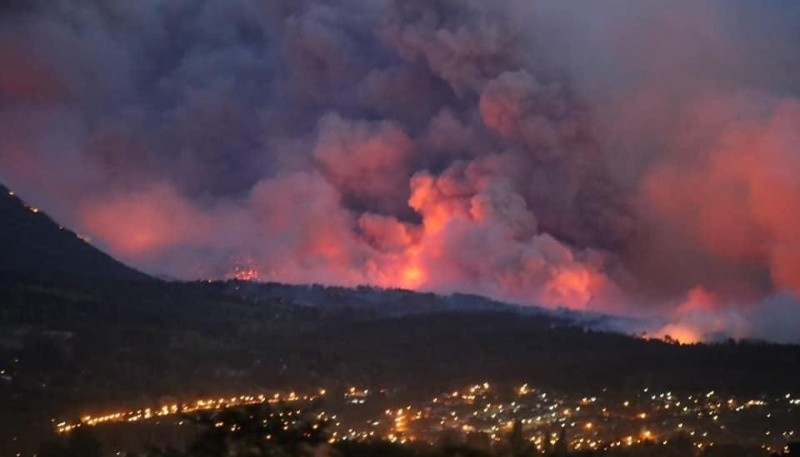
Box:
[0,183,151,282]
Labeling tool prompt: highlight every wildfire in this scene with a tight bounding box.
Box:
[544,268,595,310]
[396,244,427,289]
[655,324,702,345]
[400,265,424,288]
[230,265,261,282]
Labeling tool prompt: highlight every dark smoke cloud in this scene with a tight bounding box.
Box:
[2,0,800,342]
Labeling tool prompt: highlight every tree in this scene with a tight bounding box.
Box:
[553,428,568,457]
[37,428,103,457]
[149,404,329,457]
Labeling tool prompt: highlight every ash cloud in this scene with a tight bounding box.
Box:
[2,0,800,342]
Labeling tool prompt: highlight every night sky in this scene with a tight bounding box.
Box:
[2,0,800,343]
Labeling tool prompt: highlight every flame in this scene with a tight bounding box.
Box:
[653,324,702,344]
[544,268,594,310]
[231,265,261,281]
[400,265,424,289]
[649,286,750,344]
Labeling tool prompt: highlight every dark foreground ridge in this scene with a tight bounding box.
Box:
[0,184,151,282]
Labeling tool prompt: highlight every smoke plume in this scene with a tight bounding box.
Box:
[2,0,800,342]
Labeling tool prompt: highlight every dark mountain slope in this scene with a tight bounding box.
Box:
[0,184,150,281]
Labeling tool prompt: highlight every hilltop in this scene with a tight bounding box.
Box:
[0,184,150,282]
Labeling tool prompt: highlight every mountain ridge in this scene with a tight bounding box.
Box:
[0,183,151,282]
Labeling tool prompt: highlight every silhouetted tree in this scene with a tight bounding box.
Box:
[37,428,103,457]
[149,404,328,457]
[553,428,568,457]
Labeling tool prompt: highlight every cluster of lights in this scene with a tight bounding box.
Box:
[383,383,799,453]
[56,389,325,434]
[54,383,799,452]
[344,387,370,405]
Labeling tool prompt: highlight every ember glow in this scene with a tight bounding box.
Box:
[2,0,800,342]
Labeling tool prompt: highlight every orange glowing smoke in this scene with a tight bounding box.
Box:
[676,286,719,315]
[74,167,614,312]
[653,287,716,343]
[400,265,424,289]
[544,268,594,311]
[644,98,800,297]
[79,184,208,259]
[651,324,702,345]
[21,100,795,341]
[651,286,748,344]
[364,169,614,310]
[395,244,427,290]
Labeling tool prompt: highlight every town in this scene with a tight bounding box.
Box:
[54,383,800,455]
